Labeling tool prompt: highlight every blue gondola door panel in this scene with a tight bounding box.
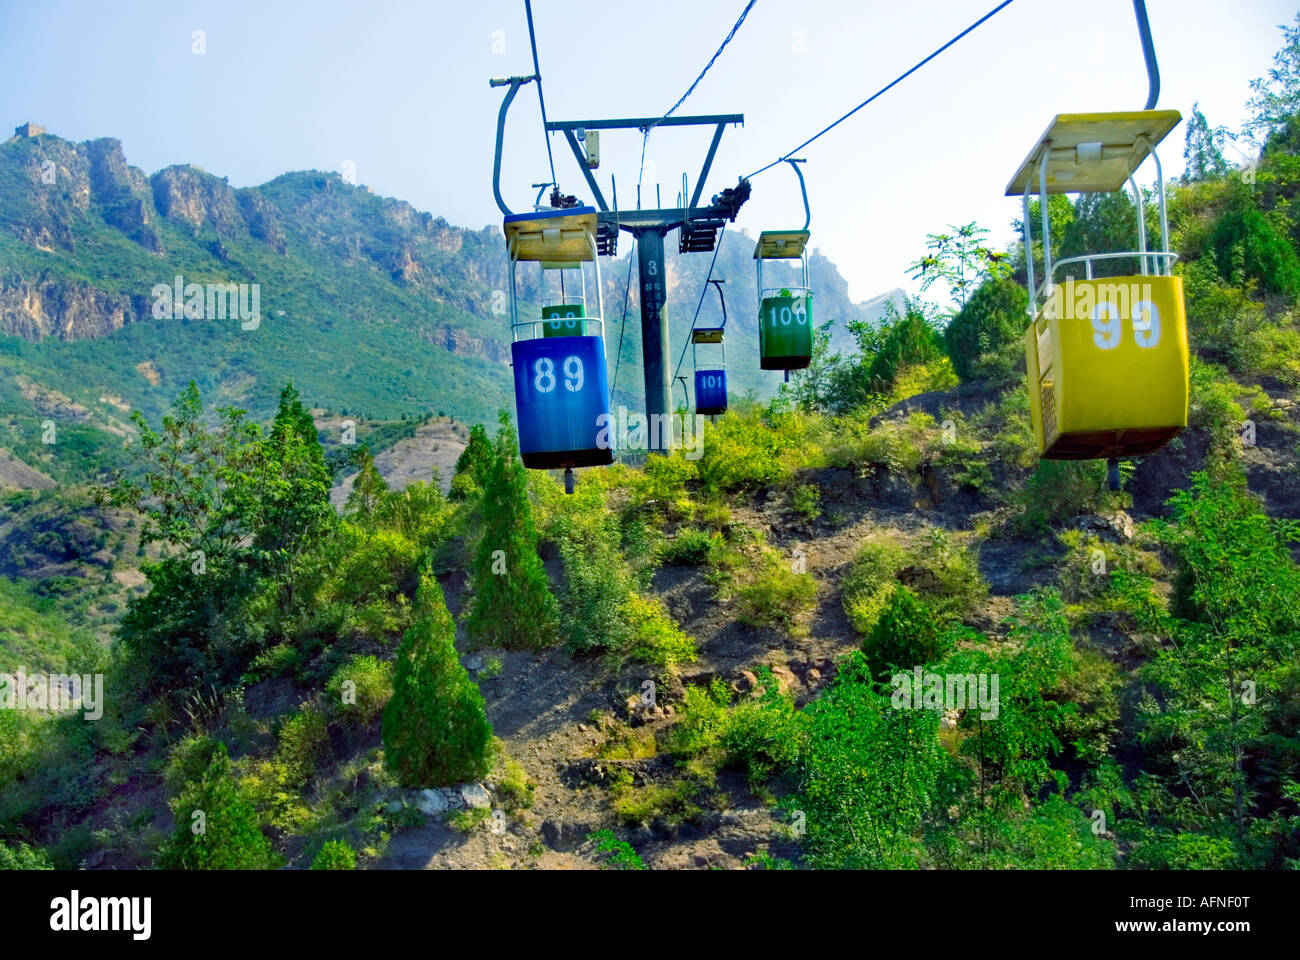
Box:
[694,369,728,415]
[512,335,613,469]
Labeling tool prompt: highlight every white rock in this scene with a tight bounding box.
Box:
[417,789,448,816]
[460,782,492,809]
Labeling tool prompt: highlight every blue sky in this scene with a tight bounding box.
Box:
[1,0,1294,302]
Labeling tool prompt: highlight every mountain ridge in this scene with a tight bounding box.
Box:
[0,126,900,481]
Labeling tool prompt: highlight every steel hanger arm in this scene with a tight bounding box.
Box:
[490,75,538,217]
[785,158,810,231]
[1133,0,1160,109]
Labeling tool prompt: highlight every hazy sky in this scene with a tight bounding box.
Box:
[1,0,1294,302]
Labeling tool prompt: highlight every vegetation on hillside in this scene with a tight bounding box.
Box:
[2,21,1300,871]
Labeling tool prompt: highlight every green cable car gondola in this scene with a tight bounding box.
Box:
[755,159,814,374]
[538,260,590,337]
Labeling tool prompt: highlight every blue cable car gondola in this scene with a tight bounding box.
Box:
[693,329,727,416]
[503,207,613,489]
[691,278,728,416]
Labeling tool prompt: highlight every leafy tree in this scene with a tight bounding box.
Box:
[1058,191,1158,277]
[944,275,1029,383]
[382,566,492,787]
[1014,195,1075,275]
[909,222,1010,312]
[463,416,560,650]
[241,383,336,616]
[794,652,953,868]
[106,381,338,689]
[159,741,279,869]
[862,297,946,394]
[1184,102,1231,182]
[1138,471,1300,864]
[104,383,263,689]
[1245,14,1300,144]
[944,593,1078,866]
[345,445,389,520]
[450,423,493,501]
[778,319,851,413]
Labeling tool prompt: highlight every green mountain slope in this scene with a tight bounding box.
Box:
[0,131,894,487]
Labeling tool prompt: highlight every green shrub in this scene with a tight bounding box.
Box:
[588,829,646,870]
[450,423,493,501]
[735,559,817,635]
[310,839,357,870]
[720,670,804,785]
[790,483,822,521]
[1210,202,1300,299]
[945,276,1029,383]
[553,482,636,655]
[659,528,719,565]
[624,593,696,667]
[326,654,393,725]
[495,755,535,812]
[277,706,331,785]
[1124,829,1240,869]
[862,585,952,680]
[382,568,493,787]
[464,420,561,651]
[865,299,946,393]
[0,841,54,869]
[842,539,910,635]
[695,403,824,494]
[159,741,279,870]
[831,411,932,473]
[162,733,223,797]
[794,652,951,869]
[1016,459,1110,532]
[667,671,803,788]
[842,531,985,635]
[330,527,421,606]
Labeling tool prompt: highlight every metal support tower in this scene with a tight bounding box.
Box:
[491,91,748,450]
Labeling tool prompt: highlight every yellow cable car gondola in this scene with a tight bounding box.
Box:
[1008,109,1187,465]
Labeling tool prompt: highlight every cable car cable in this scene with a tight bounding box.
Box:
[524,0,558,192]
[744,0,1016,180]
[657,0,757,128]
[611,237,638,403]
[638,0,759,196]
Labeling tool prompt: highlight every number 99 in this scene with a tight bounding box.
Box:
[1091,303,1122,350]
[1131,300,1161,348]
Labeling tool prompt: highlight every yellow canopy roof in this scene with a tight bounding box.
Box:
[504,208,598,262]
[754,229,810,260]
[1006,110,1182,196]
